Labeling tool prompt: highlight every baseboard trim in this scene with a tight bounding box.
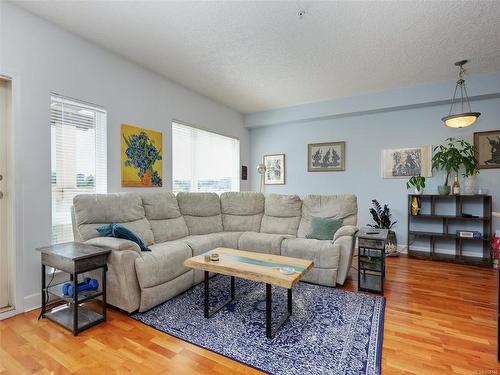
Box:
[24,292,41,312]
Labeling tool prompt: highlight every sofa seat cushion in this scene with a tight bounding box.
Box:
[135,242,192,289]
[281,238,340,269]
[178,233,224,257]
[238,232,290,255]
[172,232,243,256]
[218,232,244,249]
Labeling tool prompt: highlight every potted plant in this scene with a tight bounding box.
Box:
[462,143,480,194]
[367,199,398,256]
[431,138,477,195]
[406,175,426,195]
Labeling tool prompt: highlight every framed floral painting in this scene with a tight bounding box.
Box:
[121,124,163,187]
[263,154,285,185]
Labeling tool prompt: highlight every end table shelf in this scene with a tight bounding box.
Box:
[45,281,104,304]
[36,242,111,336]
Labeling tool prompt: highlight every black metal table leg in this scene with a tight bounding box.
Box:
[38,264,46,320]
[288,288,292,314]
[204,272,235,318]
[73,272,78,336]
[266,284,272,338]
[266,283,293,339]
[204,271,209,318]
[102,265,107,321]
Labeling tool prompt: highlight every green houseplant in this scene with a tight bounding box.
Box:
[406,175,426,194]
[431,138,478,195]
[461,142,480,194]
[367,199,398,255]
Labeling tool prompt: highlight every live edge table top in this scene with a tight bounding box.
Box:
[184,247,313,289]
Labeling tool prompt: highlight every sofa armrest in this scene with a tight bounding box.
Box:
[85,237,141,254]
[333,225,358,242]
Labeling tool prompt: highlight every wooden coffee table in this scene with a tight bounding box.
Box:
[184,247,313,339]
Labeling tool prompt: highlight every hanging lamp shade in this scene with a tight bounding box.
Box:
[442,60,480,128]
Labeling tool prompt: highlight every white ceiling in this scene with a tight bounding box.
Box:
[14,0,500,113]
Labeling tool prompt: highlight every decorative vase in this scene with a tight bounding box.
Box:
[414,187,423,195]
[386,230,399,256]
[140,170,152,186]
[411,196,421,216]
[463,175,477,195]
[438,185,451,195]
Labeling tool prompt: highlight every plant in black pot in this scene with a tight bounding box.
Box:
[367,199,398,256]
[432,138,478,195]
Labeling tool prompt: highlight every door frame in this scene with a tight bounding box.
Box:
[0,73,23,320]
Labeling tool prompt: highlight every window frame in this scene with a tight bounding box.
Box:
[50,93,107,244]
[171,120,240,194]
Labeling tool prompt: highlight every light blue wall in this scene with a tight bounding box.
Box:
[248,76,500,248]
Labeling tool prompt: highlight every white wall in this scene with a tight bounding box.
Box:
[0,2,250,312]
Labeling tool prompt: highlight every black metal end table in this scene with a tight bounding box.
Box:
[357,227,389,294]
[37,242,111,335]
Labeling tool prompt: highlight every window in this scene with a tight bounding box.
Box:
[172,122,240,194]
[50,95,107,244]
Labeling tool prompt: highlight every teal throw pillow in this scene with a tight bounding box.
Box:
[96,223,151,251]
[306,217,343,240]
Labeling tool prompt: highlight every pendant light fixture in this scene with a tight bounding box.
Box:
[442,60,480,128]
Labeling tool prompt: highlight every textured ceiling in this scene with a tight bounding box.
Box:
[13,0,500,113]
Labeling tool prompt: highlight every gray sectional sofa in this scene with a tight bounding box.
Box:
[71,192,358,313]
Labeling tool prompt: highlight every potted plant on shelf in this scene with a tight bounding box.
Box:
[406,175,426,195]
[367,199,398,256]
[462,144,480,194]
[431,138,477,195]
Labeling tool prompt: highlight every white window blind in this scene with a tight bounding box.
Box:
[50,95,107,244]
[172,122,240,194]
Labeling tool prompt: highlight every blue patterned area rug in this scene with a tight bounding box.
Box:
[132,275,385,375]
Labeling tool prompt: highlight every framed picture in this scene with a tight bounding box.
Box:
[121,124,163,187]
[382,145,432,178]
[307,142,345,172]
[263,154,285,185]
[474,130,500,169]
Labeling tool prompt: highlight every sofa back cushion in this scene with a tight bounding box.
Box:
[297,194,358,238]
[141,193,189,242]
[176,192,223,235]
[220,192,264,232]
[73,193,154,245]
[260,194,302,236]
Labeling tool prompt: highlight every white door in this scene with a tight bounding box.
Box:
[0,77,12,310]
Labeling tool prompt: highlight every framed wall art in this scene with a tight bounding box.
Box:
[121,124,163,187]
[382,145,432,178]
[474,130,500,169]
[307,141,345,172]
[263,154,285,185]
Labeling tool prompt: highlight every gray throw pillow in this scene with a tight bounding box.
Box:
[306,217,343,240]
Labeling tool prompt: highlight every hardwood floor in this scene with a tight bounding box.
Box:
[1,256,499,374]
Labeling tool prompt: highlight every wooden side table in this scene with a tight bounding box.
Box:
[37,242,110,335]
[357,227,389,294]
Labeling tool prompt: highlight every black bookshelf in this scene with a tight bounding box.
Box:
[407,194,492,267]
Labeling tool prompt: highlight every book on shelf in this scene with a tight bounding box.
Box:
[456,230,482,238]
